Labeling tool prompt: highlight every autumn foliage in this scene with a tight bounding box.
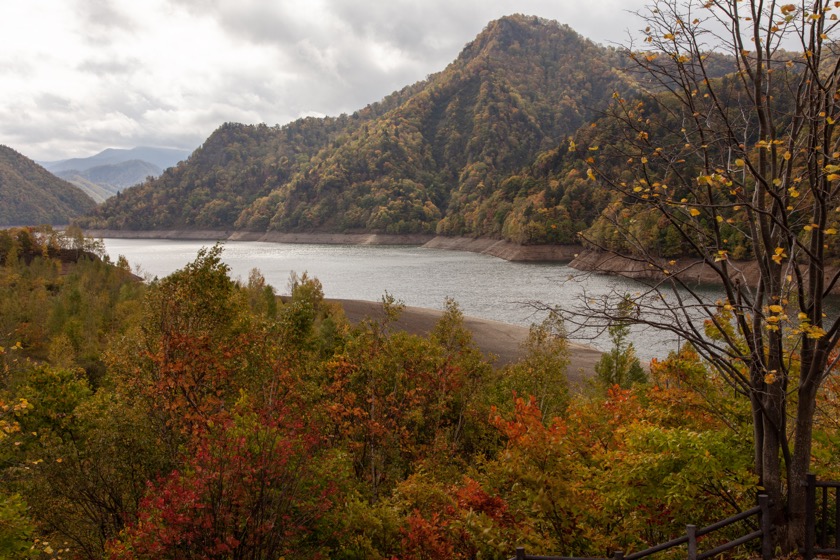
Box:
[3,232,839,559]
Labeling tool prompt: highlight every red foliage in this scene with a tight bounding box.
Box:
[454,477,514,527]
[136,332,249,438]
[400,511,458,560]
[107,404,334,560]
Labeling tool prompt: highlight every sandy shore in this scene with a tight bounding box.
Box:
[333,299,601,387]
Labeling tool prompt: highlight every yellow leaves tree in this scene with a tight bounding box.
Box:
[575,0,840,550]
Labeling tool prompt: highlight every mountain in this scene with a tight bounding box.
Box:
[77,15,731,244]
[0,145,97,226]
[42,147,190,203]
[54,160,163,203]
[42,147,190,174]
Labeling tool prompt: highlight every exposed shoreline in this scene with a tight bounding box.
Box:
[86,229,600,383]
[568,249,840,295]
[85,229,840,293]
[333,298,601,387]
[84,229,581,262]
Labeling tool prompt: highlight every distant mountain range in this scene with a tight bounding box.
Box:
[0,145,96,226]
[41,147,191,203]
[76,15,735,246]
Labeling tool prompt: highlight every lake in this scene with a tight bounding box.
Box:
[100,238,717,359]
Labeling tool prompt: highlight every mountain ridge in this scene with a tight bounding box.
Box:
[41,146,190,174]
[75,15,733,245]
[54,160,163,203]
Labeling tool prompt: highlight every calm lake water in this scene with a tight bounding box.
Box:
[101,238,719,359]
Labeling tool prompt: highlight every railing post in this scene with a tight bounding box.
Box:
[758,494,772,560]
[515,547,526,560]
[612,550,624,560]
[687,524,697,560]
[823,485,830,549]
[805,473,816,560]
[835,484,840,550]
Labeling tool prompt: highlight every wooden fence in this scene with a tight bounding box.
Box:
[511,473,840,560]
[804,473,840,559]
[509,494,772,560]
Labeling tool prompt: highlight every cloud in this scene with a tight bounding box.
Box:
[0,0,651,161]
[77,57,143,77]
[73,0,138,45]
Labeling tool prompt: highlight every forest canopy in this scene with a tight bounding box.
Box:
[3,227,840,559]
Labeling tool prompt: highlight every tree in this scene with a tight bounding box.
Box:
[576,0,840,549]
[499,311,571,420]
[106,399,337,560]
[594,297,647,389]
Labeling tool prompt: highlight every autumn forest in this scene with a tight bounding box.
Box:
[0,226,779,559]
[6,0,840,558]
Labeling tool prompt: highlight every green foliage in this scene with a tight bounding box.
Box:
[322,298,494,500]
[497,311,570,420]
[595,297,647,389]
[0,233,817,559]
[0,146,96,226]
[0,493,35,559]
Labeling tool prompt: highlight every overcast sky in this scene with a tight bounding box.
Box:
[1,0,651,162]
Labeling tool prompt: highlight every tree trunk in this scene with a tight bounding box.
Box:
[761,409,787,544]
[786,380,820,549]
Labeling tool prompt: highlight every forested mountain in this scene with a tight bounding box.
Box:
[77,15,742,247]
[77,16,645,240]
[0,145,96,226]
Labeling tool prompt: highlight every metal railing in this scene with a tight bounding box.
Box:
[804,473,840,559]
[511,494,772,560]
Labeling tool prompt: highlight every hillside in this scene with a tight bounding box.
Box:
[77,16,639,239]
[0,145,97,226]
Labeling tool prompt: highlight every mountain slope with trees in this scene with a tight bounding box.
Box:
[0,145,96,226]
[78,16,647,240]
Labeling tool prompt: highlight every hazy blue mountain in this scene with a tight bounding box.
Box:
[42,147,190,201]
[42,146,190,174]
[55,159,163,202]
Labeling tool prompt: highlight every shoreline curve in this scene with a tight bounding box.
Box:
[84,229,581,262]
[333,298,600,387]
[87,229,600,384]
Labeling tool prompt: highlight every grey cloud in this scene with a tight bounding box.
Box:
[77,57,142,76]
[72,0,138,46]
[75,0,135,31]
[214,4,308,47]
[325,0,477,54]
[34,93,73,111]
[167,0,309,46]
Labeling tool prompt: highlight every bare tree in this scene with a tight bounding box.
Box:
[573,0,840,550]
